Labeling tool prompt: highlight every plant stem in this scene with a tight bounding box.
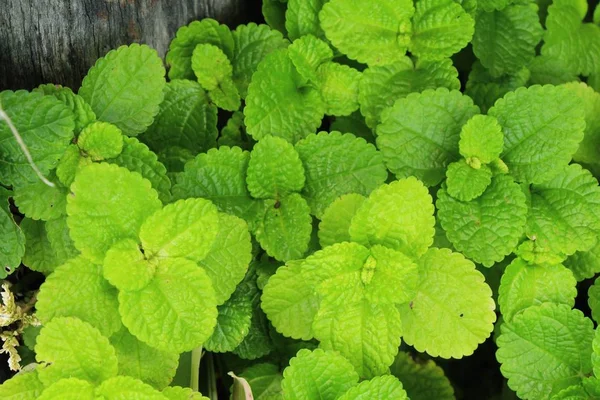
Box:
[190,346,203,392]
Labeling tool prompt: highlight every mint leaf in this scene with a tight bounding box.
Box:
[79,44,166,136]
[445,160,492,202]
[565,241,600,281]
[21,219,62,274]
[77,121,123,161]
[38,378,96,400]
[103,239,155,292]
[13,172,68,221]
[35,84,96,134]
[389,352,455,400]
[317,62,361,116]
[288,35,333,85]
[459,114,504,164]
[564,82,600,173]
[95,376,168,400]
[318,193,366,248]
[286,0,328,41]
[337,375,407,400]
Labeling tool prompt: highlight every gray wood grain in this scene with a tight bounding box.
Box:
[0,0,261,91]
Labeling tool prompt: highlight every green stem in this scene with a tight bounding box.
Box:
[191,346,203,392]
[207,352,218,400]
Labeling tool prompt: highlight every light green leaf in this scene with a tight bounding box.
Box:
[0,370,44,400]
[593,328,600,378]
[563,82,600,171]
[198,212,252,305]
[244,49,325,143]
[319,0,413,66]
[78,121,123,160]
[472,3,543,77]
[459,114,504,164]
[239,363,283,400]
[564,241,600,281]
[35,317,118,386]
[318,193,366,248]
[288,35,333,85]
[142,80,218,155]
[232,23,289,98]
[172,147,259,224]
[163,387,209,400]
[246,135,305,199]
[281,349,359,400]
[498,258,577,322]
[317,62,361,116]
[192,44,233,91]
[66,163,161,264]
[488,85,585,184]
[139,198,219,262]
[589,279,600,324]
[0,90,74,186]
[232,306,274,360]
[337,375,408,400]
[526,164,600,257]
[95,376,168,400]
[286,0,328,41]
[389,352,455,400]
[56,144,89,187]
[376,88,479,186]
[204,281,253,352]
[166,19,234,81]
[110,327,179,390]
[13,172,68,221]
[255,193,312,261]
[364,245,418,305]
[349,178,435,259]
[103,239,155,292]
[38,378,96,400]
[410,0,474,60]
[36,256,122,337]
[79,44,166,136]
[437,174,527,267]
[295,131,387,218]
[107,136,172,204]
[398,248,496,358]
[358,57,460,129]
[527,55,580,86]
[35,83,96,134]
[445,160,492,202]
[118,257,218,353]
[497,303,594,400]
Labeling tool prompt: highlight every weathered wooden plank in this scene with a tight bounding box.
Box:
[0,0,261,90]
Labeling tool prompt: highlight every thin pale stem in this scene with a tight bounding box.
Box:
[191,346,203,392]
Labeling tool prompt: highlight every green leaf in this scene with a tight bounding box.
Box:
[107,136,172,204]
[56,144,90,187]
[358,57,460,129]
[139,198,219,262]
[232,23,289,98]
[262,0,288,36]
[118,257,218,353]
[244,49,325,143]
[437,174,528,267]
[459,114,504,164]
[110,327,179,390]
[162,387,209,400]
[526,164,600,257]
[488,85,585,184]
[465,61,530,113]
[564,241,600,281]
[286,0,328,41]
[477,0,510,12]
[319,0,413,66]
[35,84,96,134]
[295,131,387,218]
[172,147,260,224]
[66,163,161,264]
[36,256,122,337]
[498,258,577,322]
[192,44,233,91]
[198,212,252,305]
[389,352,455,400]
[0,90,74,186]
[281,349,359,400]
[398,248,496,358]
[103,239,155,292]
[95,376,167,400]
[552,377,600,399]
[593,328,600,378]
[318,193,366,248]
[238,363,283,399]
[142,80,218,156]
[589,279,600,324]
[204,281,253,352]
[35,317,118,386]
[45,216,79,263]
[166,18,234,81]
[246,135,305,199]
[410,0,474,60]
[255,193,312,261]
[317,62,361,116]
[21,219,58,274]
[445,160,493,202]
[563,82,600,171]
[472,3,543,77]
[376,88,479,186]
[38,378,96,400]
[79,44,166,136]
[497,303,594,400]
[0,370,44,400]
[0,190,23,277]
[13,172,68,221]
[365,245,418,304]
[288,35,333,85]
[337,375,408,400]
[77,121,123,160]
[349,178,435,259]
[527,55,580,86]
[218,111,253,150]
